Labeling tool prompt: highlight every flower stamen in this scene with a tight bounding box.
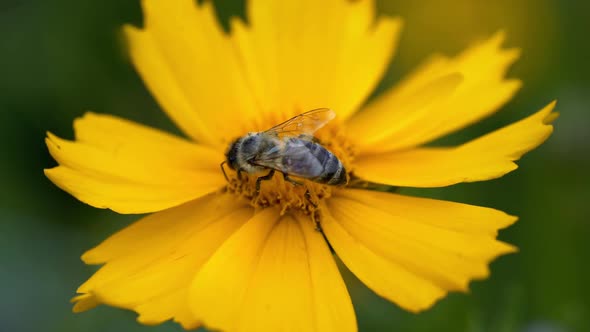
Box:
[224,122,355,218]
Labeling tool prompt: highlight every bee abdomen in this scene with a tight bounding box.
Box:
[305,141,347,185]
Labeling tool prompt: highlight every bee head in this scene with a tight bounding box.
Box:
[225,138,241,170]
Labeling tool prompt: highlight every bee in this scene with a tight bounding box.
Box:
[222,108,347,193]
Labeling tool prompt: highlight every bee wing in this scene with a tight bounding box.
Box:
[264,108,336,138]
[251,139,324,178]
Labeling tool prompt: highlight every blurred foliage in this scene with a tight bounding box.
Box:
[1,0,588,331]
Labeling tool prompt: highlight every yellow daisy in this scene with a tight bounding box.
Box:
[45,0,557,331]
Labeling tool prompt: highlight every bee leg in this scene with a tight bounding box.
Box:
[304,190,318,208]
[220,161,231,182]
[314,219,323,232]
[310,210,322,232]
[307,193,323,232]
[236,169,243,181]
[255,169,275,194]
[282,172,303,186]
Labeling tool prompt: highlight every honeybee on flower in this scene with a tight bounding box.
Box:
[45,0,556,331]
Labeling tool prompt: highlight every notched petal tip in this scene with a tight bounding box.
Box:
[506,78,523,90]
[81,249,104,265]
[71,293,100,313]
[44,134,62,176]
[522,100,558,141]
[542,100,559,124]
[499,214,519,231]
[544,112,560,124]
[173,317,202,331]
[136,314,165,327]
[44,132,64,157]
[488,30,515,52]
[491,30,507,43]
[77,110,101,120]
[122,23,142,36]
[404,296,447,314]
[375,15,404,34]
[44,131,58,144]
[500,242,519,255]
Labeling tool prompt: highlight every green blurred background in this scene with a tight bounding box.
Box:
[1,0,588,331]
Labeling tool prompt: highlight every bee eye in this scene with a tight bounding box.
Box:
[227,154,237,169]
[226,140,241,169]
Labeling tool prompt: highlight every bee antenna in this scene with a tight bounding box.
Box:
[220,161,229,182]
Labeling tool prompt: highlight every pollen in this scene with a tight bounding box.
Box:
[224,123,356,219]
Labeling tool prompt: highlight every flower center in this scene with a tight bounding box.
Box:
[224,124,355,218]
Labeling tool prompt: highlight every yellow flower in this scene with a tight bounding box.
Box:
[45,0,556,331]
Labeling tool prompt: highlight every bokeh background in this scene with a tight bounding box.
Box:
[1,0,589,331]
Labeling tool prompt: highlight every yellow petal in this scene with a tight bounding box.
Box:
[322,189,517,312]
[45,112,226,214]
[125,0,259,145]
[345,73,463,148]
[354,101,557,187]
[293,213,357,332]
[231,0,402,124]
[190,210,356,332]
[350,31,522,153]
[73,193,252,329]
[71,294,99,313]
